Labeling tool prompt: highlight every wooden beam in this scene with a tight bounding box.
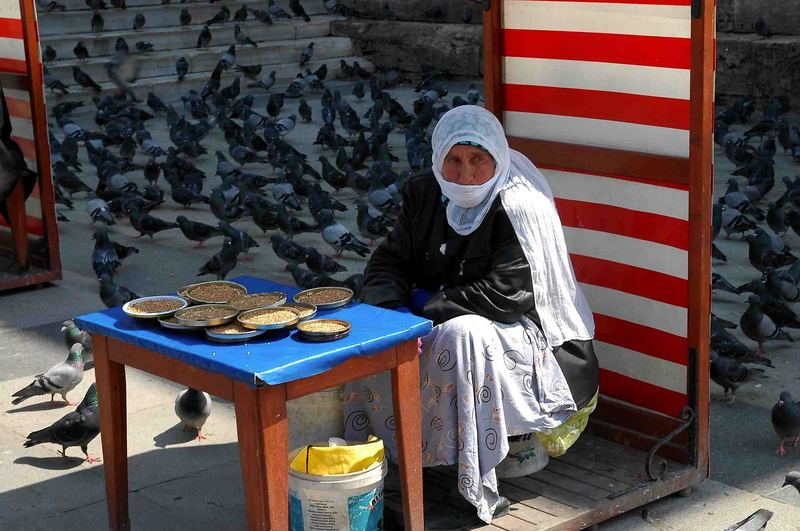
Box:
[6,180,29,270]
[286,347,397,400]
[482,1,503,118]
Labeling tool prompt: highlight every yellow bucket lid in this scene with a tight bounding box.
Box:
[289,435,384,476]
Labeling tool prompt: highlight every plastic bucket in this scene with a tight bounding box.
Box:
[288,449,387,531]
[495,432,549,479]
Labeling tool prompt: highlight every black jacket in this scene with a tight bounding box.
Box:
[361,172,599,409]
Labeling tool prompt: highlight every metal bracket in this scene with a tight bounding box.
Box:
[645,406,695,481]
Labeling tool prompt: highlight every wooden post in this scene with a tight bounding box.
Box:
[93,335,131,531]
[6,179,29,270]
[391,340,424,530]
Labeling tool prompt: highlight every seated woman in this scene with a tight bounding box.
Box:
[343,105,599,526]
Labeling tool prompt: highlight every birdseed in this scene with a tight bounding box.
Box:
[282,303,316,318]
[231,293,286,311]
[240,308,299,325]
[296,288,351,305]
[187,283,246,303]
[128,299,184,314]
[299,320,349,333]
[208,322,253,335]
[177,306,236,320]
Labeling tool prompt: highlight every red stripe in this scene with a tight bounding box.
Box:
[572,254,688,307]
[594,313,688,365]
[504,84,690,130]
[0,17,23,39]
[556,198,689,250]
[6,96,30,120]
[0,57,25,75]
[503,29,691,69]
[11,135,35,160]
[525,0,691,4]
[0,214,44,236]
[538,164,689,191]
[599,369,686,418]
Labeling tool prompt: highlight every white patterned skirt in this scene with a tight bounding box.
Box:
[343,313,577,523]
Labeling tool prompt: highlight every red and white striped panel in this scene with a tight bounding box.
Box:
[502,0,692,157]
[545,167,689,418]
[0,1,25,74]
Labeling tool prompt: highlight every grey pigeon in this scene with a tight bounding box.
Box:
[72,66,102,92]
[740,294,792,353]
[132,12,145,30]
[711,272,738,294]
[723,508,773,531]
[772,391,800,456]
[248,70,275,91]
[61,321,93,365]
[268,0,290,18]
[73,41,89,60]
[783,471,800,494]
[710,351,762,404]
[92,227,121,277]
[356,199,391,244]
[299,42,313,66]
[91,10,104,33]
[289,0,310,21]
[87,194,114,225]
[277,205,317,239]
[317,209,370,257]
[99,272,139,308]
[196,25,212,49]
[115,37,129,54]
[175,388,212,440]
[287,264,327,289]
[305,246,346,275]
[23,383,100,462]
[234,4,248,22]
[218,220,259,258]
[198,237,239,279]
[767,202,788,235]
[177,215,222,247]
[12,344,85,405]
[234,24,257,47]
[270,234,307,265]
[176,56,189,80]
[128,206,179,238]
[179,8,191,26]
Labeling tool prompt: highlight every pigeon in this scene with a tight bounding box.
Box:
[43,68,69,94]
[72,66,102,92]
[132,12,146,30]
[767,202,788,235]
[754,16,771,39]
[177,215,223,248]
[92,227,121,277]
[270,234,308,265]
[205,6,230,25]
[740,294,792,353]
[218,220,259,258]
[299,42,314,66]
[772,391,800,456]
[39,0,66,11]
[268,0,290,18]
[251,8,273,24]
[0,86,37,224]
[128,206,179,238]
[175,388,212,440]
[135,40,154,53]
[111,0,125,7]
[356,199,391,244]
[12,344,85,405]
[764,267,800,302]
[305,246,346,275]
[249,70,276,91]
[61,321,93,364]
[115,37,129,54]
[467,83,481,105]
[170,182,209,208]
[99,272,139,308]
[235,63,262,79]
[23,383,100,463]
[179,8,191,26]
[287,264,328,289]
[289,0,310,21]
[198,237,239,279]
[42,44,57,63]
[275,205,317,239]
[711,272,738,294]
[176,57,189,80]
[783,471,800,495]
[251,200,278,233]
[710,351,762,404]
[196,25,212,49]
[91,10,104,33]
[113,240,139,262]
[317,209,370,257]
[723,509,773,531]
[234,24,257,47]
[234,4,248,22]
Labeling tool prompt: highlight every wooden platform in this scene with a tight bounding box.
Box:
[384,434,695,530]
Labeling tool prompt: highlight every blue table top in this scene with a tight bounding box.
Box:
[75,276,432,387]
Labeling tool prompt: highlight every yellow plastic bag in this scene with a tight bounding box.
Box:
[536,391,598,457]
[289,435,384,476]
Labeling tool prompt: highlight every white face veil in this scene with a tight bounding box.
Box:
[431,105,595,346]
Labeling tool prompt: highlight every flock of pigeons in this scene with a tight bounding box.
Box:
[712,95,800,457]
[12,0,486,463]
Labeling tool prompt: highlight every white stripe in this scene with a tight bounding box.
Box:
[0,4,20,18]
[9,116,32,138]
[503,1,691,38]
[581,283,687,337]
[0,36,24,61]
[565,227,688,277]
[503,57,690,100]
[5,88,29,101]
[595,340,687,394]
[24,157,37,170]
[505,111,690,158]
[543,168,688,220]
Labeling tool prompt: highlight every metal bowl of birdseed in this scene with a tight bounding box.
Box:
[186,281,247,305]
[206,322,267,343]
[293,287,353,310]
[296,319,351,342]
[123,296,188,319]
[229,292,287,311]
[280,302,317,324]
[177,282,203,303]
[237,306,302,331]
[158,315,196,331]
[174,304,240,327]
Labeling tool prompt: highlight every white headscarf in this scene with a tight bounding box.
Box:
[432,105,594,346]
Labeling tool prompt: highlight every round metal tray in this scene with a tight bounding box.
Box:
[123,296,188,320]
[177,282,202,303]
[238,307,302,331]
[280,302,318,324]
[230,292,288,311]
[185,281,248,305]
[292,287,354,310]
[205,324,267,343]
[296,319,352,342]
[173,304,239,327]
[158,316,196,331]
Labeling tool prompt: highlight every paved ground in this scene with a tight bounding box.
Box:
[2,77,800,529]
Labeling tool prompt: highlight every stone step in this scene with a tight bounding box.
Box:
[44,53,371,105]
[716,0,800,36]
[51,0,259,11]
[41,15,338,61]
[46,34,348,85]
[37,0,328,36]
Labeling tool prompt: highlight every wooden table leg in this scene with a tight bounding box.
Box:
[93,335,130,531]
[234,382,289,531]
[6,180,29,271]
[392,340,424,530]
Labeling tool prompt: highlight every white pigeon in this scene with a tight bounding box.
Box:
[12,344,85,405]
[175,388,213,440]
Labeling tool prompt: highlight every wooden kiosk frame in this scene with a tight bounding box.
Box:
[0,0,61,291]
[479,0,713,527]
